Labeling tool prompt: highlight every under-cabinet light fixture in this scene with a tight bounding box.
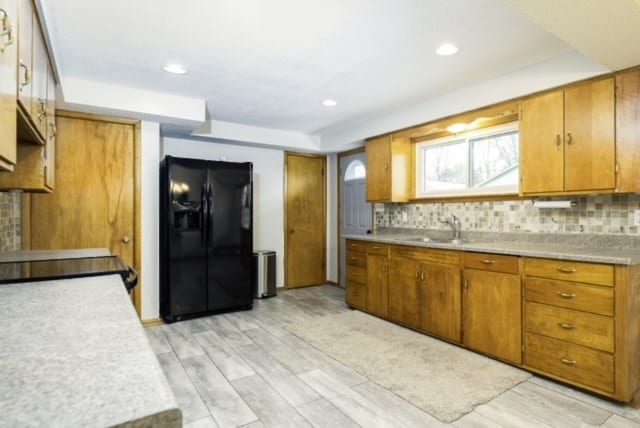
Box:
[436,43,458,56]
[322,99,338,107]
[533,200,576,209]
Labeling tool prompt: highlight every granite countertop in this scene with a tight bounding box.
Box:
[0,248,111,263]
[343,231,640,265]
[0,275,181,427]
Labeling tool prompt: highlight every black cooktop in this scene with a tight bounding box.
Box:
[0,256,130,284]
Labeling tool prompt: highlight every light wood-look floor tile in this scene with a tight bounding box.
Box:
[150,285,640,428]
[156,352,210,424]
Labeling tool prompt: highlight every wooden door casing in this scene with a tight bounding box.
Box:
[27,114,139,311]
[564,78,615,192]
[285,153,326,288]
[463,269,522,364]
[519,90,564,194]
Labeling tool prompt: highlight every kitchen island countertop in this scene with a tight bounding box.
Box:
[343,233,640,265]
[0,275,181,427]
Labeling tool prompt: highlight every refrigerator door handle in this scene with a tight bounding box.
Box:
[207,183,214,245]
[200,184,207,247]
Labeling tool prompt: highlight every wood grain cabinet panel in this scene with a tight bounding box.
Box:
[345,281,366,309]
[463,269,521,364]
[519,78,615,195]
[615,68,640,192]
[366,252,389,317]
[524,277,613,316]
[464,252,519,274]
[524,258,614,286]
[388,255,421,328]
[525,333,614,394]
[422,262,461,343]
[365,134,410,202]
[0,0,18,171]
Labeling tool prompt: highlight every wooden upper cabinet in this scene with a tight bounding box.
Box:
[615,68,640,193]
[365,134,410,202]
[30,25,48,140]
[519,78,615,195]
[520,91,564,193]
[564,78,615,191]
[17,0,33,116]
[0,0,18,171]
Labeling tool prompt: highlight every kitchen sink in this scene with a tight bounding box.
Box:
[396,236,467,245]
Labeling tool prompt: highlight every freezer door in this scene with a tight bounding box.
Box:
[161,156,209,319]
[206,161,253,312]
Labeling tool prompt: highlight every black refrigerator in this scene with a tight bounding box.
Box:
[160,155,253,322]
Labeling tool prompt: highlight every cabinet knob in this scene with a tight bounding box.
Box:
[122,236,130,244]
[555,134,561,148]
[566,131,573,145]
[289,228,294,234]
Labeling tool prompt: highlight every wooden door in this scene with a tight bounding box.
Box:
[0,0,18,170]
[285,153,326,288]
[366,253,388,317]
[388,256,421,328]
[365,135,390,201]
[564,78,615,192]
[422,262,461,343]
[463,269,522,364]
[27,114,138,306]
[519,91,564,194]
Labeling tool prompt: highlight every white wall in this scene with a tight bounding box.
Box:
[326,154,338,283]
[140,121,161,320]
[162,136,286,282]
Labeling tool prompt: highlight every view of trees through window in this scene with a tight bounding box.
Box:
[418,126,519,195]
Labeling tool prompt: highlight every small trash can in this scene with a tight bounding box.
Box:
[253,250,276,298]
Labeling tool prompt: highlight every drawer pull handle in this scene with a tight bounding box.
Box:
[350,257,358,260]
[557,291,576,299]
[556,267,577,274]
[558,323,577,330]
[480,259,495,264]
[371,246,381,249]
[559,357,577,365]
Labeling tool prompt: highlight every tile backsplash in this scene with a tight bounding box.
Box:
[0,192,21,251]
[375,194,640,236]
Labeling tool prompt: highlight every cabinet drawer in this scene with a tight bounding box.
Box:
[391,245,461,265]
[346,250,367,267]
[525,333,614,393]
[464,252,519,274]
[367,242,389,255]
[525,277,613,316]
[346,240,367,253]
[524,258,613,286]
[346,281,366,309]
[525,302,614,352]
[346,265,366,284]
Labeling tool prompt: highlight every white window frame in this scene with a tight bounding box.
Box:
[415,122,519,198]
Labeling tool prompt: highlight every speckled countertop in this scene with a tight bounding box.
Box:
[0,248,111,262]
[343,230,640,265]
[0,275,181,428]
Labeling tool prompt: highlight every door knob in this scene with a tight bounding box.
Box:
[289,228,294,234]
[122,236,130,244]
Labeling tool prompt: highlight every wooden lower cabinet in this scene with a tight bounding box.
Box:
[344,241,640,404]
[366,252,389,317]
[462,268,522,364]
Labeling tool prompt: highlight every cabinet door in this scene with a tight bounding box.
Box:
[520,91,564,194]
[463,269,522,364]
[17,0,33,113]
[564,78,615,191]
[366,253,388,317]
[31,24,48,140]
[422,262,461,343]
[615,69,640,192]
[0,0,18,170]
[44,64,55,189]
[365,135,390,201]
[388,256,421,328]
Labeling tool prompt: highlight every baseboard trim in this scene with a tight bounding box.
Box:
[141,317,164,327]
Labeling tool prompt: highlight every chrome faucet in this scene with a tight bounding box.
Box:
[440,214,462,242]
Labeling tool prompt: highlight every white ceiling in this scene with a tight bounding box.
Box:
[39,0,640,147]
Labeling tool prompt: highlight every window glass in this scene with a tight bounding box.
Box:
[344,160,366,181]
[416,123,519,197]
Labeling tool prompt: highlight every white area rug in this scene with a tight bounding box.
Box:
[285,310,531,422]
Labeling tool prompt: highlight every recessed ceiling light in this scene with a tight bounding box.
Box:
[163,63,188,75]
[322,99,337,107]
[436,43,459,56]
[446,123,467,134]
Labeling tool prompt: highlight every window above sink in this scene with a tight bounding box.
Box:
[415,122,519,198]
